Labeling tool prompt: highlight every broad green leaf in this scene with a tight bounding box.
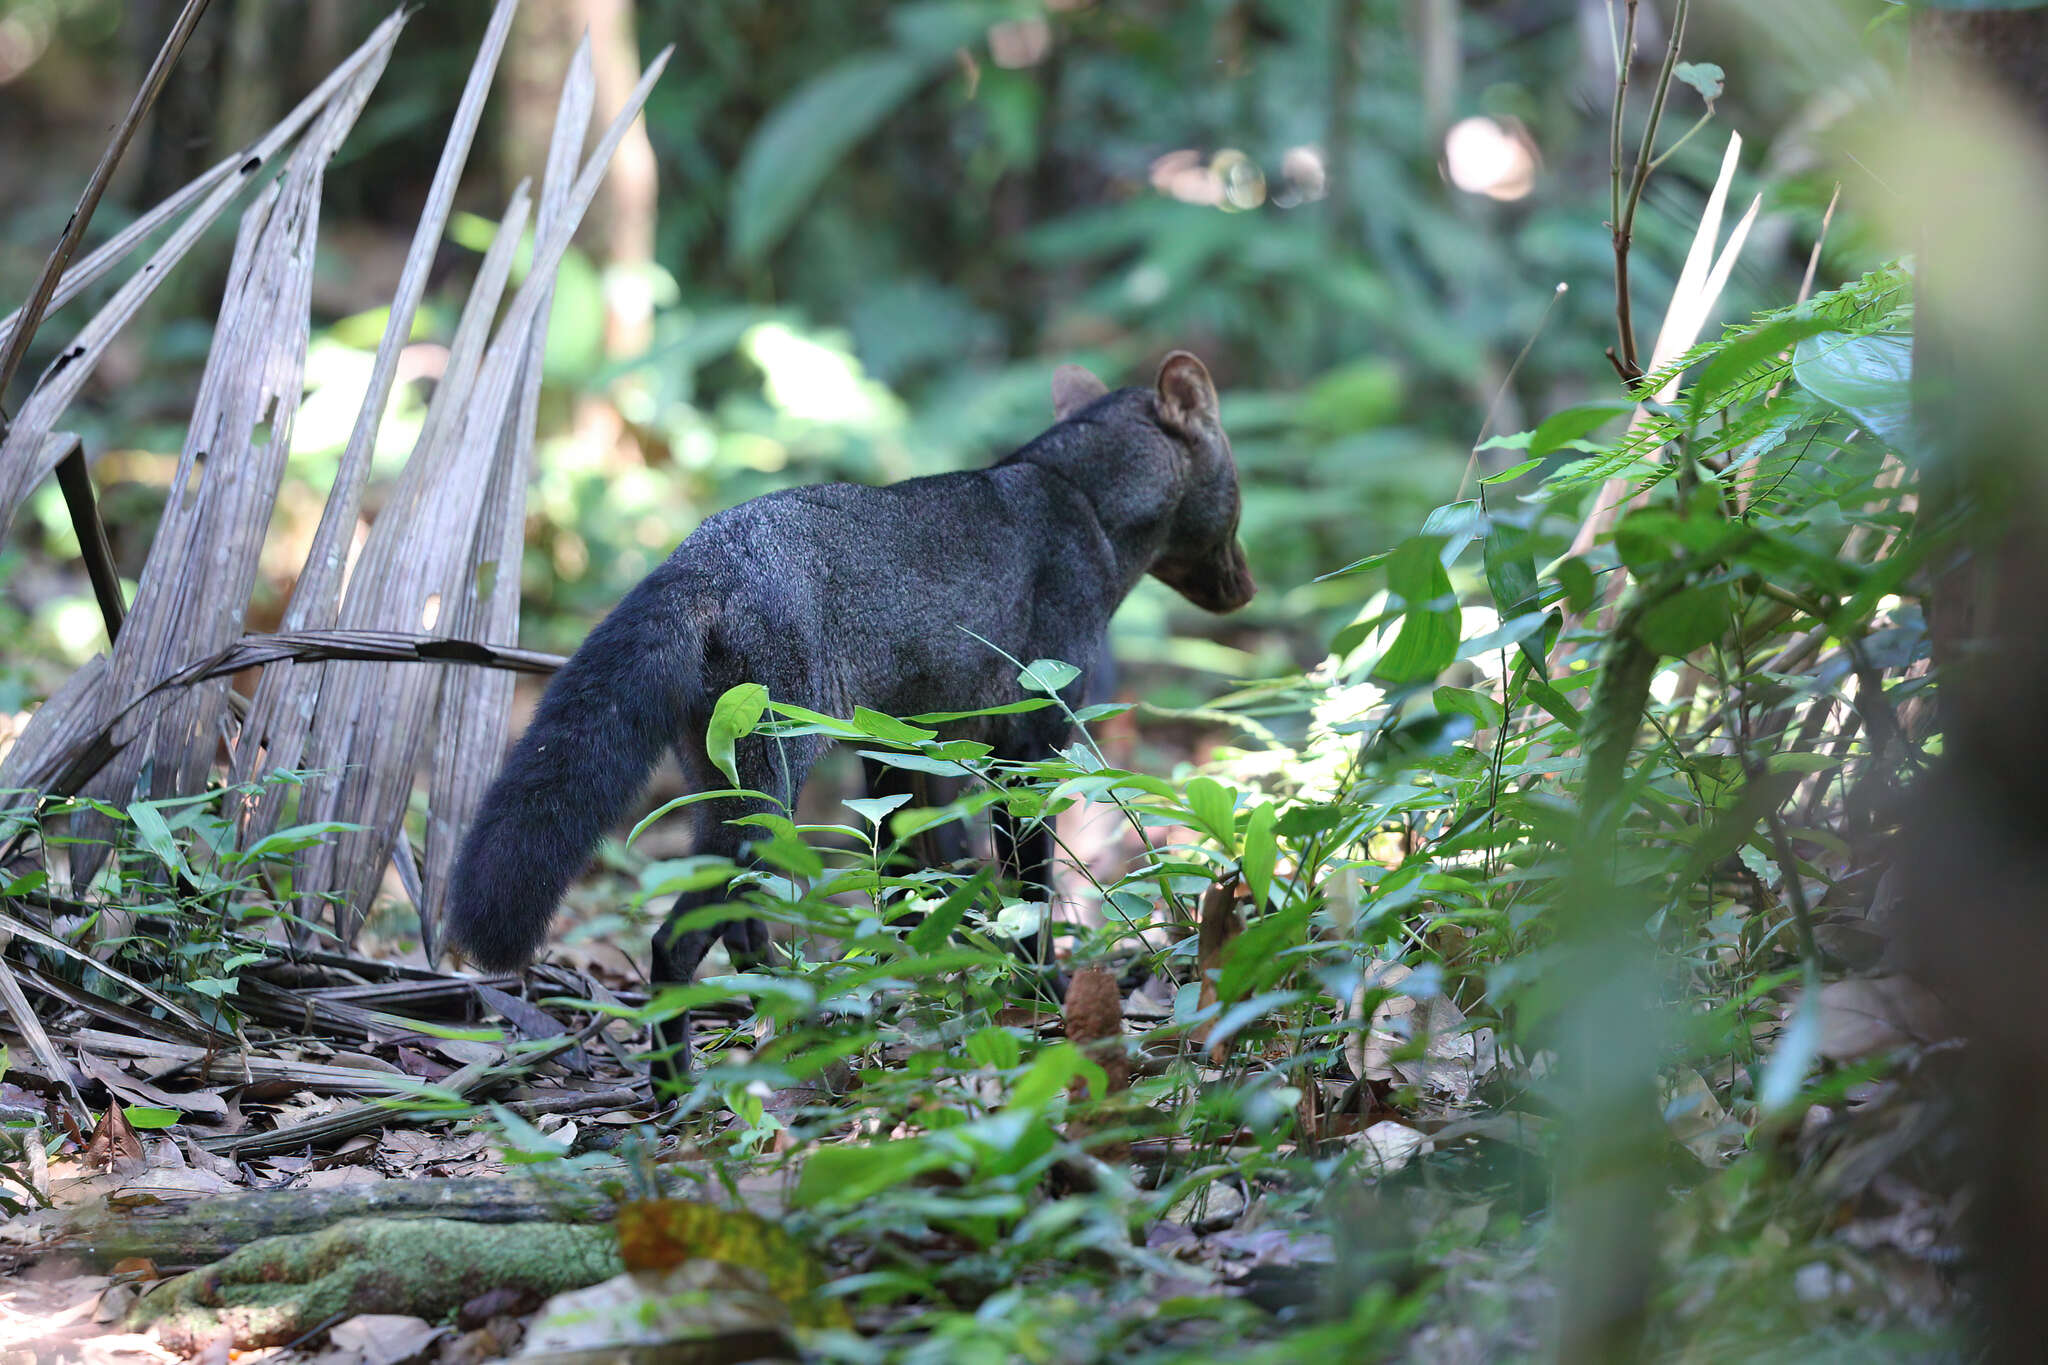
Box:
[1554,557,1598,614]
[1017,659,1081,694]
[1520,674,1584,730]
[1637,585,1733,657]
[1217,901,1312,1002]
[1420,500,1484,565]
[1434,684,1506,732]
[706,684,770,787]
[853,748,978,777]
[1377,607,1460,684]
[795,1137,950,1208]
[846,792,913,825]
[1008,1041,1104,1108]
[1182,776,1238,850]
[123,1106,182,1130]
[1792,331,1915,452]
[965,1026,1022,1071]
[1455,610,1551,663]
[730,813,824,878]
[1373,536,1458,684]
[1483,514,1543,669]
[1673,61,1725,102]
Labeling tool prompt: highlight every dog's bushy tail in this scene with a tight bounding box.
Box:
[447,568,700,970]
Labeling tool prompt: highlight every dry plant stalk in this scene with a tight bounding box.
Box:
[1192,875,1244,1063]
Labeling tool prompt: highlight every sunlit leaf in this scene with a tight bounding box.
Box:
[706,683,770,788]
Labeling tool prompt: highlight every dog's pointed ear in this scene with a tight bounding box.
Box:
[1155,351,1219,431]
[1052,363,1110,420]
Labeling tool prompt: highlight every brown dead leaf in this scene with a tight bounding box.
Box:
[82,1104,144,1169]
[79,1055,229,1120]
[326,1312,449,1365]
[1347,1120,1428,1176]
[1346,961,1495,1100]
[1193,876,1244,1061]
[1811,975,1951,1062]
[112,1167,238,1198]
[1063,966,1128,1097]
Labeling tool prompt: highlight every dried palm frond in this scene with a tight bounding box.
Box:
[0,10,410,545]
[65,35,398,883]
[0,2,672,960]
[290,43,668,947]
[1,631,562,840]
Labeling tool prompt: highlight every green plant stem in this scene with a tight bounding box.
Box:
[1647,107,1715,172]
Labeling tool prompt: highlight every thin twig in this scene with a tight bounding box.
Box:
[1611,0,1692,382]
[0,0,214,425]
[1458,282,1570,500]
[1609,0,1639,375]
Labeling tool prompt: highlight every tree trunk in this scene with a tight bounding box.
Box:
[1901,12,2048,1364]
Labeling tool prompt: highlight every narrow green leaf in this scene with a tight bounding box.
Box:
[1480,457,1544,484]
[706,683,770,788]
[851,708,940,744]
[906,868,993,955]
[905,699,1054,724]
[1758,986,1822,1114]
[125,801,193,883]
[729,51,937,262]
[1240,801,1277,910]
[1529,401,1633,457]
[1690,315,1834,418]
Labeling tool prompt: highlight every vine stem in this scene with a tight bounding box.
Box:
[1610,0,1692,382]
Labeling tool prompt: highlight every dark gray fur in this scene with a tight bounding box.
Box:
[446,353,1253,1063]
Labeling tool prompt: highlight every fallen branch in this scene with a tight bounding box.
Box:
[57,1175,667,1268]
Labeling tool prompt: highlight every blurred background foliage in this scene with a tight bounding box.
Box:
[0,0,1892,731]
